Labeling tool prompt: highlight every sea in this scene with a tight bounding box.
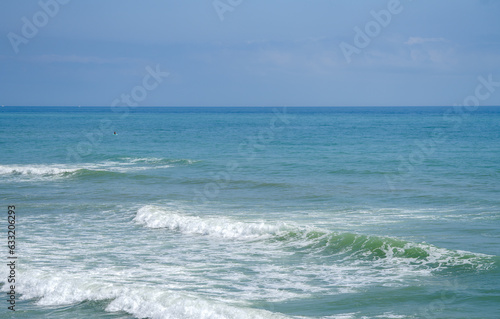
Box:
[0,106,499,319]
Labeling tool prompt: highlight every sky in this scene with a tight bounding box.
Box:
[1,0,500,107]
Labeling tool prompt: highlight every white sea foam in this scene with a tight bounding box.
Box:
[134,205,291,239]
[318,314,357,319]
[0,164,79,177]
[15,270,118,305]
[2,206,493,319]
[106,289,289,319]
[119,157,198,165]
[0,163,108,181]
[134,206,494,272]
[4,268,289,319]
[0,158,186,181]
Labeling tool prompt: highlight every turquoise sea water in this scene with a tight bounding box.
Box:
[0,106,499,318]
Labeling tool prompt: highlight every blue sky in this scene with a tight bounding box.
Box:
[1,0,500,106]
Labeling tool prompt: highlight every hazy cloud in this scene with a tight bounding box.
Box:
[405,37,447,45]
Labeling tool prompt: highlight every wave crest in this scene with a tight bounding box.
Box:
[0,165,78,176]
[276,230,493,271]
[135,205,495,271]
[134,205,290,239]
[0,157,197,181]
[9,269,288,319]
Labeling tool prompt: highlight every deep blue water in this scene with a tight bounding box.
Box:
[1,106,499,318]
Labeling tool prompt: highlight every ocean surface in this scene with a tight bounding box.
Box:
[0,106,499,319]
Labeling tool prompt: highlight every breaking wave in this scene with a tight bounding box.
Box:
[135,205,496,272]
[0,157,197,181]
[4,269,289,319]
[134,205,291,239]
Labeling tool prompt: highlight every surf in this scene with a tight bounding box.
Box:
[0,157,196,181]
[134,205,290,239]
[134,205,496,272]
[5,268,290,319]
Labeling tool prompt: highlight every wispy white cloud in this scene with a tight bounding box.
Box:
[253,47,344,77]
[405,37,446,45]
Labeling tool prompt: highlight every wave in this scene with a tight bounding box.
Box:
[134,205,290,239]
[4,269,288,319]
[134,205,495,272]
[327,168,389,175]
[0,164,124,181]
[107,290,288,319]
[67,168,124,179]
[227,179,292,189]
[115,157,199,165]
[0,157,197,181]
[273,230,494,271]
[0,164,79,177]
